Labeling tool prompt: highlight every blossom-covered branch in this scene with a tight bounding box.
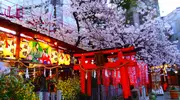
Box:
[70,0,180,66]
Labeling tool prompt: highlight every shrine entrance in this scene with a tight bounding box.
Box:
[73,46,149,99]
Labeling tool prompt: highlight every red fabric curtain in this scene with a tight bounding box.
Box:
[128,66,137,86]
[97,69,101,85]
[116,69,121,84]
[102,69,110,95]
[112,70,117,87]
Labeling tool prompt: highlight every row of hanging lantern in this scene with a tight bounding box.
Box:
[80,68,124,96]
[24,68,57,79]
[150,64,178,75]
[77,60,149,97]
[83,69,120,79]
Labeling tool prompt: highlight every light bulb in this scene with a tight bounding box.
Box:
[175,70,178,74]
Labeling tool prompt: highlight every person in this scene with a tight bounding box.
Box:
[130,85,140,100]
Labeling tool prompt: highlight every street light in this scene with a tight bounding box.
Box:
[174,70,178,74]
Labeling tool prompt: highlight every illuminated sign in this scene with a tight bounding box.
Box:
[20,39,70,65]
[0,32,16,59]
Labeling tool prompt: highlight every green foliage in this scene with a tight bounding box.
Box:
[149,92,157,100]
[170,86,177,91]
[114,0,137,24]
[117,0,137,10]
[0,70,39,100]
[57,76,80,100]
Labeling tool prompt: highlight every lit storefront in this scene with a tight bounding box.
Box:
[0,17,85,79]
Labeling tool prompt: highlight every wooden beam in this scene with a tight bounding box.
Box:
[74,46,135,57]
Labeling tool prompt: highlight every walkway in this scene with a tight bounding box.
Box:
[156,92,180,100]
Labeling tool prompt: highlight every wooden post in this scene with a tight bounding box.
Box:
[56,67,58,81]
[15,29,20,59]
[15,28,21,68]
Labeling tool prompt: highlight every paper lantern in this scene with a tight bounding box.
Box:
[20,41,29,58]
[58,53,65,65]
[50,50,58,64]
[64,54,70,65]
[3,39,16,58]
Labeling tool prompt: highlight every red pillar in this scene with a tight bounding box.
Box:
[87,71,92,96]
[80,55,86,94]
[120,66,131,99]
[80,70,85,93]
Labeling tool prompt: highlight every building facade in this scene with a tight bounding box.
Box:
[165,7,180,49]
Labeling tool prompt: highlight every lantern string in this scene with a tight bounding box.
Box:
[2,59,67,69]
[0,59,129,72]
[75,62,129,72]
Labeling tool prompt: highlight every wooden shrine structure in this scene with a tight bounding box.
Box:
[0,17,86,80]
[74,46,149,99]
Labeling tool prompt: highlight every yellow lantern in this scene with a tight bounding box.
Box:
[64,54,70,65]
[3,39,16,59]
[50,50,58,64]
[19,41,29,58]
[58,52,65,65]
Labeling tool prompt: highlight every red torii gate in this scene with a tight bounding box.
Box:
[73,46,140,99]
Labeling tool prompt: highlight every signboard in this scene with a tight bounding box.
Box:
[0,32,16,59]
[0,31,71,65]
[20,38,70,65]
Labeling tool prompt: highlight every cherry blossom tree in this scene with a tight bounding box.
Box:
[70,0,180,66]
[0,0,77,45]
[1,0,180,66]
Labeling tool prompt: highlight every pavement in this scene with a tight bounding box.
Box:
[156,92,180,100]
[139,92,179,100]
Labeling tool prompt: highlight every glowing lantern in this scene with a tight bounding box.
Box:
[50,50,58,64]
[64,54,70,65]
[20,41,29,58]
[3,38,16,58]
[58,52,65,65]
